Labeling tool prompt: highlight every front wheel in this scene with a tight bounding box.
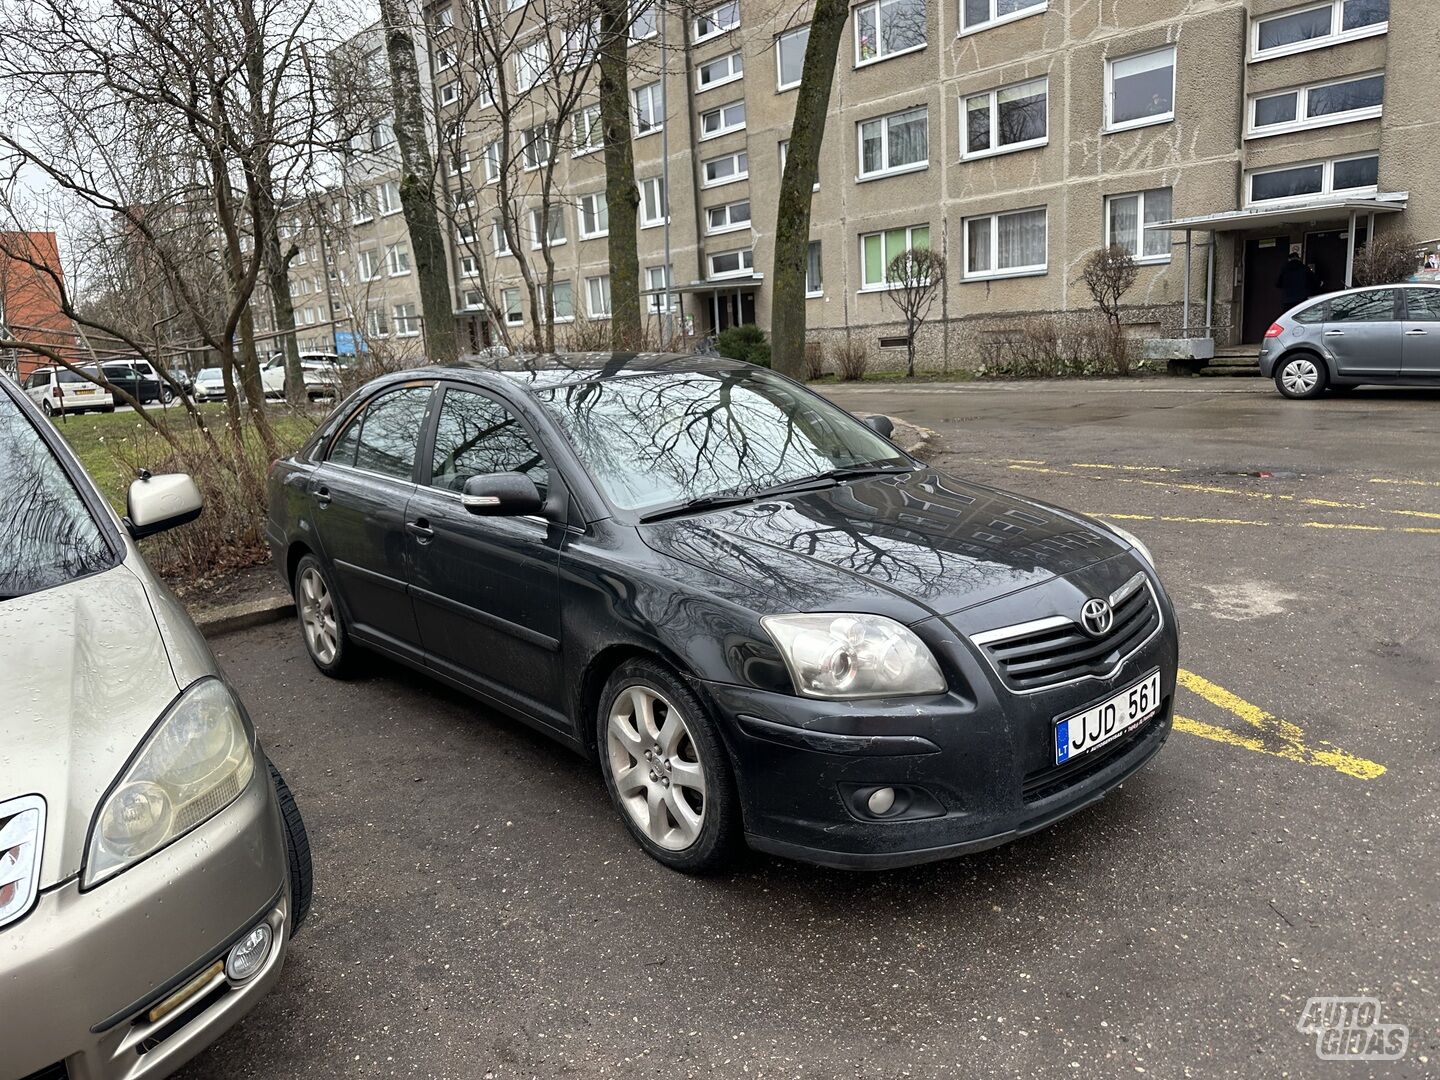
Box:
[1275,353,1328,399]
[293,554,355,677]
[268,762,313,934]
[596,659,740,873]
[41,399,53,416]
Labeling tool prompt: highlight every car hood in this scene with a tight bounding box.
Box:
[638,469,1125,621]
[0,563,182,887]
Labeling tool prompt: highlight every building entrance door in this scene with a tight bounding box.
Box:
[1241,236,1294,343]
[1305,227,1368,297]
[707,290,757,333]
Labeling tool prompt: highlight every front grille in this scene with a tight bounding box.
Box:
[21,1063,69,1080]
[974,574,1161,693]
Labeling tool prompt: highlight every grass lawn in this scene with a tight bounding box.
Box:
[50,403,319,509]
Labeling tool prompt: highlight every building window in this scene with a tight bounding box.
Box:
[503,287,523,325]
[492,220,512,256]
[1105,189,1172,263]
[357,249,380,281]
[702,149,748,187]
[439,81,460,106]
[639,177,668,227]
[779,139,820,190]
[515,37,550,93]
[693,0,739,43]
[462,289,483,310]
[1246,153,1379,205]
[698,51,744,92]
[377,180,402,214]
[858,107,928,179]
[962,0,1044,34]
[559,19,599,71]
[460,254,480,277]
[522,123,552,170]
[434,4,454,28]
[528,207,567,248]
[482,140,501,183]
[806,241,823,296]
[699,100,746,140]
[855,0,926,64]
[632,81,664,136]
[1249,72,1384,137]
[436,45,457,72]
[365,309,389,338]
[573,104,603,155]
[646,264,674,311]
[393,303,421,337]
[963,208,1046,279]
[1252,0,1388,61]
[705,198,751,235]
[541,281,575,322]
[963,77,1047,158]
[776,27,808,90]
[860,223,929,289]
[578,192,609,239]
[586,275,613,318]
[1106,47,1175,131]
[631,0,657,41]
[707,248,754,279]
[386,243,411,277]
[351,189,375,224]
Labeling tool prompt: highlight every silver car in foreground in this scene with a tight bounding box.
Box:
[0,376,311,1079]
[1258,282,1440,398]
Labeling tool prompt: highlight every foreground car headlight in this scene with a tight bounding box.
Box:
[84,679,254,887]
[1107,524,1155,568]
[762,613,947,699]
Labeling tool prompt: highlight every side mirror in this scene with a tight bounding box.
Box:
[126,473,203,539]
[862,414,895,439]
[461,472,543,517]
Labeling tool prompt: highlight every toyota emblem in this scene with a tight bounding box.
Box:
[1080,598,1114,636]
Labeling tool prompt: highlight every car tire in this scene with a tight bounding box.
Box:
[267,762,313,934]
[1275,352,1328,399]
[41,400,53,416]
[596,658,740,873]
[293,554,356,678]
[162,388,175,404]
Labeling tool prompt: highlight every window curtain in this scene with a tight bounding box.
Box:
[887,109,927,168]
[1109,196,1139,254]
[998,210,1045,269]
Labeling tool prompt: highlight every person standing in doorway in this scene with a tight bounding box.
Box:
[1276,248,1313,310]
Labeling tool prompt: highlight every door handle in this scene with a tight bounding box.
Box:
[313,484,331,508]
[1323,329,1346,337]
[1405,328,1429,336]
[406,518,435,543]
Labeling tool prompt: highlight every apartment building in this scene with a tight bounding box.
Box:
[318,0,1436,365]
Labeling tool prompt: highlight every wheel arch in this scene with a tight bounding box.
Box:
[575,641,701,761]
[285,540,314,591]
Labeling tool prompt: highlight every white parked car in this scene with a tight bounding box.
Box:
[191,367,227,402]
[261,356,287,398]
[22,366,115,416]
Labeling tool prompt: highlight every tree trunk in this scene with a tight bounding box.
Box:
[771,0,848,380]
[379,0,458,364]
[256,164,304,406]
[598,0,642,351]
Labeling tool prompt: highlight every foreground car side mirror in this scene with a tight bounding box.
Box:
[862,415,895,439]
[461,472,544,517]
[126,472,204,539]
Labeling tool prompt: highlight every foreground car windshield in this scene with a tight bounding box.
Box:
[0,393,115,600]
[534,367,908,513]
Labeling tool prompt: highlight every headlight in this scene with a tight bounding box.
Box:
[84,679,254,887]
[1107,523,1155,568]
[762,613,947,699]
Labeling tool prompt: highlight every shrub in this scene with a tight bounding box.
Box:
[715,323,771,367]
[986,313,1131,378]
[804,342,826,380]
[1353,231,1421,286]
[831,338,869,381]
[1081,245,1139,329]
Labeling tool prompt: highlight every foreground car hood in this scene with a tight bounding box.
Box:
[0,564,181,887]
[640,469,1124,620]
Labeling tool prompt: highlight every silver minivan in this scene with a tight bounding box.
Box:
[1258,283,1440,398]
[0,375,311,1079]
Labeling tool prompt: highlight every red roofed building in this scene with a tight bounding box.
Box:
[0,231,73,381]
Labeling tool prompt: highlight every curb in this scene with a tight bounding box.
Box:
[196,595,295,638]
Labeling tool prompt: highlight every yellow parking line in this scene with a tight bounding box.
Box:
[1091,512,1271,528]
[1069,462,1183,474]
[1300,522,1386,532]
[1384,508,1440,521]
[1369,477,1440,488]
[1175,670,1385,781]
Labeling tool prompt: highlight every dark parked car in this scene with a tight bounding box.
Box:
[265,355,1177,871]
[1259,283,1440,398]
[99,359,167,405]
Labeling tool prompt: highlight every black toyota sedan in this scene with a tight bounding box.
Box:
[265,354,1177,871]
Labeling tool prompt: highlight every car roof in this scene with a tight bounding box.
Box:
[397,351,756,392]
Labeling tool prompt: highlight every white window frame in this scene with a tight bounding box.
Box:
[528,207,567,249]
[702,150,749,188]
[856,106,929,180]
[707,247,754,280]
[377,180,402,215]
[541,280,576,323]
[779,139,820,191]
[632,81,664,137]
[434,5,455,29]
[697,50,744,92]
[630,0,658,42]
[1250,0,1389,62]
[961,77,1048,160]
[776,26,808,91]
[639,176,668,228]
[692,0,739,44]
[492,220,512,256]
[586,274,613,319]
[806,240,823,297]
[578,192,609,239]
[514,37,550,93]
[357,249,380,281]
[1246,71,1385,139]
[351,190,375,225]
[461,288,484,311]
[1104,46,1176,133]
[503,287,524,325]
[459,254,481,277]
[705,198,751,235]
[436,45,457,72]
[1244,153,1380,207]
[960,0,1045,36]
[522,123,552,171]
[393,303,421,338]
[385,243,412,277]
[858,223,930,291]
[482,140,501,184]
[573,104,604,156]
[699,100,746,140]
[439,81,460,106]
[854,0,927,67]
[645,265,674,312]
[365,308,389,338]
[1104,189,1173,265]
[961,207,1048,281]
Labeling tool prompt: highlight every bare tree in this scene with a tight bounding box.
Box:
[882,246,944,379]
[1354,230,1421,286]
[1081,245,1139,330]
[597,0,642,351]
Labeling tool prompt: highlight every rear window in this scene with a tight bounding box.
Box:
[56,367,100,384]
[0,392,116,600]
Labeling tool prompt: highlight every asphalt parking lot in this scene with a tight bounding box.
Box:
[181,378,1437,1079]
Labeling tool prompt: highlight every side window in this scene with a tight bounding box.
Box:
[1405,289,1440,322]
[327,416,362,466]
[350,386,433,480]
[429,388,549,494]
[1292,301,1327,324]
[1328,290,1396,323]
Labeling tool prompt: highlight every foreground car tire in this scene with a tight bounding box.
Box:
[597,659,740,873]
[293,554,355,677]
[1275,353,1327,399]
[269,762,313,933]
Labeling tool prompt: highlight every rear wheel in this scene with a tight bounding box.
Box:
[41,400,54,416]
[293,554,355,677]
[267,762,313,934]
[1275,353,1328,399]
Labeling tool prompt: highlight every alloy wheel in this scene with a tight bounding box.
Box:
[1280,358,1319,396]
[606,686,706,850]
[298,566,338,665]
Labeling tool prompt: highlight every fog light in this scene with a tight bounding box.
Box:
[225,923,273,982]
[867,787,897,815]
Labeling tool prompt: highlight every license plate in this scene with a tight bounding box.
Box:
[1054,670,1161,765]
[75,388,95,395]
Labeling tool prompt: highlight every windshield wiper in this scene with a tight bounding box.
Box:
[758,464,913,496]
[637,492,761,524]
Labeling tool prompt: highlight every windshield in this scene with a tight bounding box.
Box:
[535,367,909,513]
[198,368,221,380]
[0,392,116,600]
